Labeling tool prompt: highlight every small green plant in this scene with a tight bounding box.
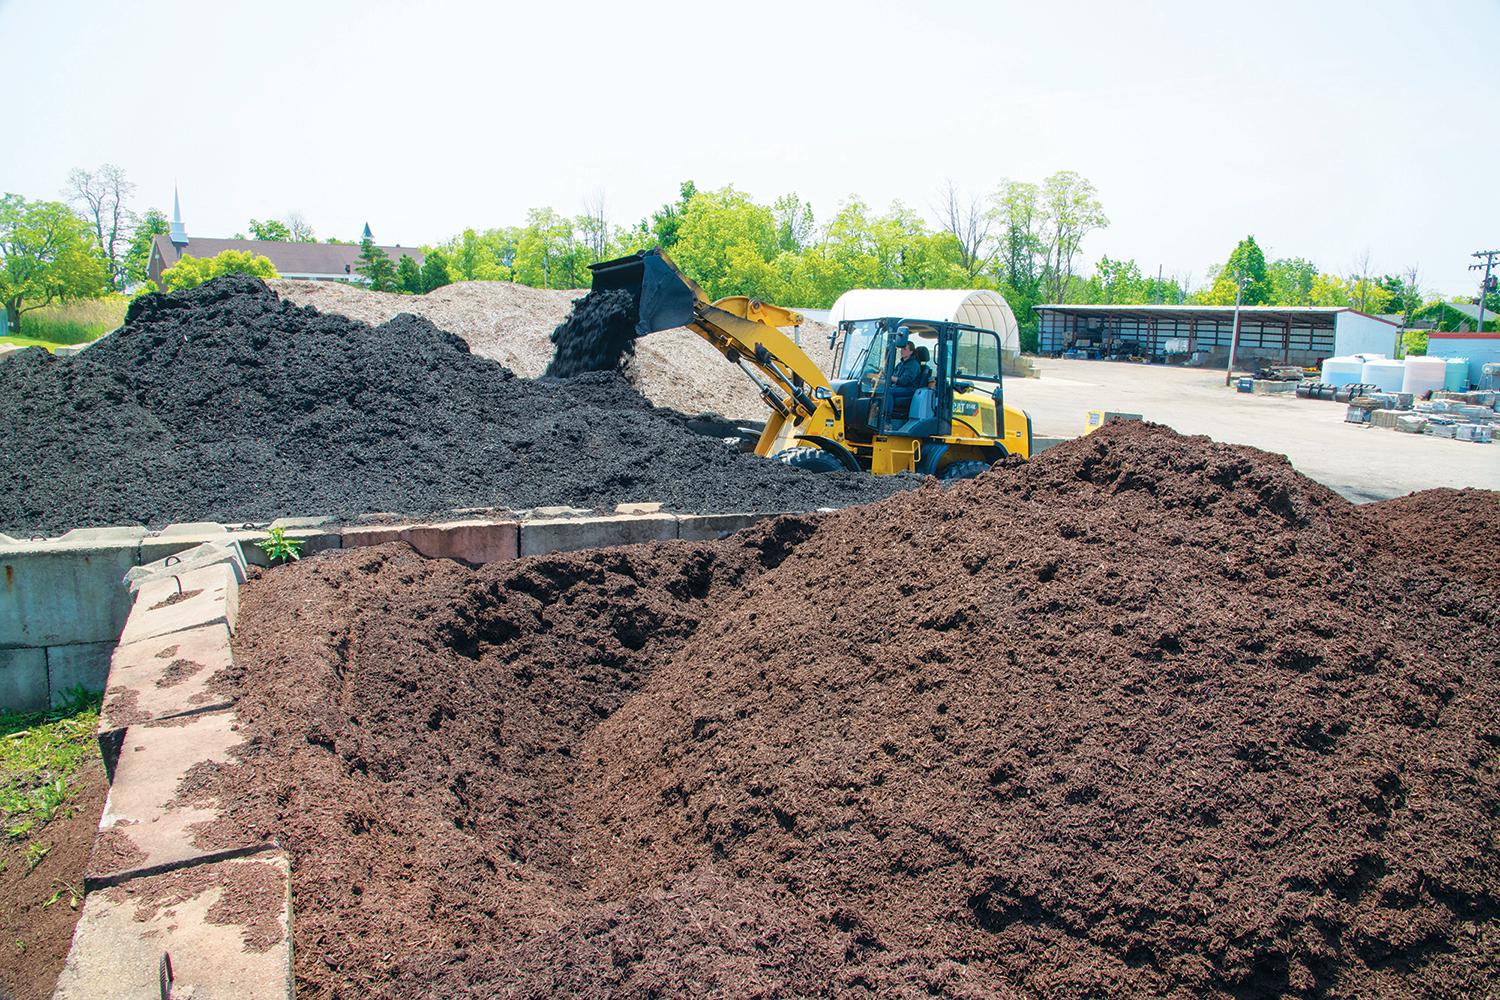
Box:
[44,879,83,910]
[22,840,50,870]
[256,526,305,564]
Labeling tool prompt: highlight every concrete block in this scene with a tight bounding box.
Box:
[101,623,234,735]
[527,505,592,518]
[1370,409,1402,429]
[268,515,335,529]
[0,537,142,648]
[138,525,231,566]
[57,526,148,545]
[1251,379,1297,395]
[1395,415,1428,434]
[402,520,517,564]
[675,511,774,542]
[337,525,407,549]
[615,502,664,514]
[53,853,293,1000]
[0,647,48,714]
[47,641,114,705]
[118,563,238,646]
[342,520,518,564]
[126,540,247,594]
[90,708,263,881]
[520,513,679,557]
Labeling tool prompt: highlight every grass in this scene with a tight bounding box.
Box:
[0,688,101,854]
[4,297,126,351]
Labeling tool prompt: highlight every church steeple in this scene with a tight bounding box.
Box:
[170,185,188,247]
[361,222,373,242]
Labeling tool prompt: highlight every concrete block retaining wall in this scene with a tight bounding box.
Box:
[0,507,783,714]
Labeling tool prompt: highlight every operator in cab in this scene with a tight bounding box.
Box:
[885,329,926,420]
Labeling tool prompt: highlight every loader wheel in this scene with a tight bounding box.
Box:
[774,446,843,473]
[938,460,992,481]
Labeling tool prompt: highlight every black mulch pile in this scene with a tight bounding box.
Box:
[0,277,909,534]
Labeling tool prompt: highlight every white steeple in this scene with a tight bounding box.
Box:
[170,185,188,246]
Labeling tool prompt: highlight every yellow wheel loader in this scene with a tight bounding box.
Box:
[589,248,1033,479]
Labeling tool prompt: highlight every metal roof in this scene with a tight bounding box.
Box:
[827,288,1020,351]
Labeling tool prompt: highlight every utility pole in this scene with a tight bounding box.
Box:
[1224,270,1248,387]
[1470,249,1499,333]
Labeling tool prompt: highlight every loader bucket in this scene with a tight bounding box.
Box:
[588,249,702,337]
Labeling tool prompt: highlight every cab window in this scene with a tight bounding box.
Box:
[952,329,1002,382]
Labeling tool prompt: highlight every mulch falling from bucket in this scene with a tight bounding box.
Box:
[543,288,639,378]
[0,276,907,534]
[212,422,1499,998]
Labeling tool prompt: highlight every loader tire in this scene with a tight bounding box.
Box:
[938,459,992,481]
[774,446,843,473]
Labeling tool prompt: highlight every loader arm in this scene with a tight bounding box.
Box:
[588,250,836,456]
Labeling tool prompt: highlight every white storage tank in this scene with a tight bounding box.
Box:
[1443,357,1469,391]
[1361,358,1406,392]
[1401,356,1447,395]
[1320,356,1365,388]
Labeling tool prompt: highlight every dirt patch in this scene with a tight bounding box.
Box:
[271,277,838,421]
[100,856,287,952]
[0,277,905,534]
[156,658,204,689]
[88,823,147,876]
[147,589,201,611]
[0,755,107,1000]
[212,422,1500,998]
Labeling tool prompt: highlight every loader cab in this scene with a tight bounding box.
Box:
[829,317,1007,444]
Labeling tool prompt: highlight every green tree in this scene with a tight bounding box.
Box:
[1041,171,1108,303]
[1309,272,1350,307]
[355,237,396,291]
[513,208,583,288]
[444,228,506,281]
[0,194,107,333]
[1204,236,1270,305]
[420,249,452,292]
[248,218,293,241]
[160,249,278,292]
[123,208,170,285]
[669,186,778,299]
[395,254,423,294]
[647,180,697,249]
[772,193,815,253]
[1267,257,1317,306]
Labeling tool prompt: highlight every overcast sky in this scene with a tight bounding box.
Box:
[2,0,1496,296]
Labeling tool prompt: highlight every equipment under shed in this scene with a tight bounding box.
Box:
[1035,304,1399,366]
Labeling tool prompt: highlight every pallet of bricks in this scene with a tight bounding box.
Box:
[1346,389,1497,443]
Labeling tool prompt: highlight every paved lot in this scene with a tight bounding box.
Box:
[1005,358,1498,502]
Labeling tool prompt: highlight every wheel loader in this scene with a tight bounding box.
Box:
[589,248,1033,479]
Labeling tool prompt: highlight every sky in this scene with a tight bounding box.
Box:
[2,0,1496,297]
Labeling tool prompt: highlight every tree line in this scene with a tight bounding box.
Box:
[2,164,1490,343]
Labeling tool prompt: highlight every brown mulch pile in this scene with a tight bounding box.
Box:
[271,279,836,421]
[1360,487,1500,593]
[213,422,1499,998]
[0,757,107,1000]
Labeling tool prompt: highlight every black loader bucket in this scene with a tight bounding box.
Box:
[588,248,703,337]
